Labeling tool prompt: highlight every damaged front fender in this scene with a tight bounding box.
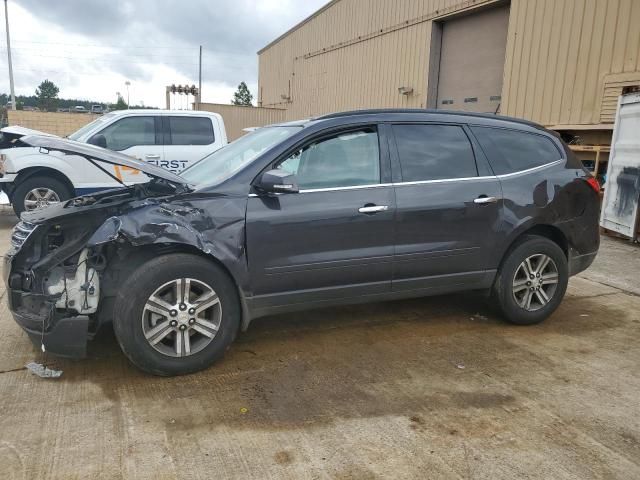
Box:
[87,194,250,296]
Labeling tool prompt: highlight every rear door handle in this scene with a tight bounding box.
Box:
[145,154,161,159]
[358,205,389,214]
[473,196,498,205]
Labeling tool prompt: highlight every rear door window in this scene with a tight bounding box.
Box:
[471,127,562,175]
[392,124,477,181]
[168,116,215,145]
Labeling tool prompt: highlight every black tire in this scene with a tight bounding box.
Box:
[12,175,73,216]
[112,253,240,376]
[493,235,568,325]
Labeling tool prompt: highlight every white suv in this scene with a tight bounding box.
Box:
[0,110,227,215]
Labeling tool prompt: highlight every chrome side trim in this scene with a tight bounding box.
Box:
[392,176,494,187]
[247,159,564,197]
[496,159,563,179]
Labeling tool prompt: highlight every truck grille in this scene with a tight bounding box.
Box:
[11,221,37,249]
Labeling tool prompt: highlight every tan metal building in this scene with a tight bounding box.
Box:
[257,0,640,136]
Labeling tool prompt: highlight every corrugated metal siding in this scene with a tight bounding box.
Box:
[502,0,640,126]
[196,103,286,141]
[259,0,640,128]
[258,0,495,120]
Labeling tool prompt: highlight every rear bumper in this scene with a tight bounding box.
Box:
[569,251,598,276]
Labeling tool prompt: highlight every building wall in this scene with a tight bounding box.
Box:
[502,0,640,128]
[7,110,98,136]
[258,0,640,129]
[197,103,287,141]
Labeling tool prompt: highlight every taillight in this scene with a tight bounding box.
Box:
[584,176,600,194]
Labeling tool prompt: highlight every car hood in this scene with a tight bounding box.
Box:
[1,125,57,137]
[19,134,186,184]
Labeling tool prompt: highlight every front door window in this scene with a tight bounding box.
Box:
[278,129,380,189]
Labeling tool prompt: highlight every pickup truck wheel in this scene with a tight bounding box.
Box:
[12,176,73,216]
[112,254,240,376]
[493,235,568,325]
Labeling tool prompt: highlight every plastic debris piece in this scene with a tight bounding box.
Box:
[580,314,589,317]
[456,363,466,370]
[240,407,248,414]
[26,362,63,379]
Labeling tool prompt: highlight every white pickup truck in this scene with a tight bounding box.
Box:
[0,109,227,215]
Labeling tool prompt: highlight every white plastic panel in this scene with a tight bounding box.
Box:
[600,93,640,240]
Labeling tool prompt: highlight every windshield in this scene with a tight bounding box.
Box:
[67,112,116,140]
[181,126,302,186]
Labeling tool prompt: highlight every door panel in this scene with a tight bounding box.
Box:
[393,178,502,291]
[246,125,395,306]
[246,187,395,302]
[95,115,163,184]
[390,123,503,291]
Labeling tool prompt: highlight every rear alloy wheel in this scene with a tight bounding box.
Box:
[511,254,559,311]
[494,235,568,325]
[113,254,240,376]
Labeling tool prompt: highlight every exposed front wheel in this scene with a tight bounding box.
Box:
[113,254,240,376]
[493,235,568,325]
[12,176,73,216]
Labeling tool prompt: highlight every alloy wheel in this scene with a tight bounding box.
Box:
[512,254,559,311]
[24,188,61,211]
[141,278,222,357]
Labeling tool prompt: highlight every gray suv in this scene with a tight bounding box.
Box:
[5,109,600,376]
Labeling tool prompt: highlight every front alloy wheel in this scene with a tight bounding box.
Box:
[142,278,222,357]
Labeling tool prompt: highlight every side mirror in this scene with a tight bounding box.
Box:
[88,134,107,149]
[256,168,299,194]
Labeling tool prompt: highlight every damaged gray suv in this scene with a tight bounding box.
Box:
[5,110,600,376]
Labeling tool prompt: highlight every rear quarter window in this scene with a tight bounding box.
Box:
[471,126,562,175]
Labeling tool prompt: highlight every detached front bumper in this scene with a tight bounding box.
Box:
[4,255,89,358]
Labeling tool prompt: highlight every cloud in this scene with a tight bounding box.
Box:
[2,0,327,107]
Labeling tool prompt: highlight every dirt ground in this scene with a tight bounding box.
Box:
[0,207,639,480]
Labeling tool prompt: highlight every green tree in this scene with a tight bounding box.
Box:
[113,93,128,110]
[231,82,253,106]
[35,79,60,112]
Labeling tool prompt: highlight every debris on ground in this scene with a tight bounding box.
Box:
[469,313,489,322]
[25,362,63,379]
[456,363,466,370]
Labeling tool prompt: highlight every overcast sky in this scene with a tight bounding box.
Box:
[1,0,327,108]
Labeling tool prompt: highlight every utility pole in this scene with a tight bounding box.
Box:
[125,80,130,109]
[4,0,16,110]
[197,45,202,110]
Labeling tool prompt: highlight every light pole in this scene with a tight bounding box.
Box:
[125,81,131,109]
[4,0,16,110]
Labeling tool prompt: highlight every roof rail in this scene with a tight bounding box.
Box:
[314,109,545,129]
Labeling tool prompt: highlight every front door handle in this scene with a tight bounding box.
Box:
[145,154,161,159]
[358,205,389,214]
[473,196,498,205]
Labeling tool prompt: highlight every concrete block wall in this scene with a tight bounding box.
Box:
[7,110,98,137]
